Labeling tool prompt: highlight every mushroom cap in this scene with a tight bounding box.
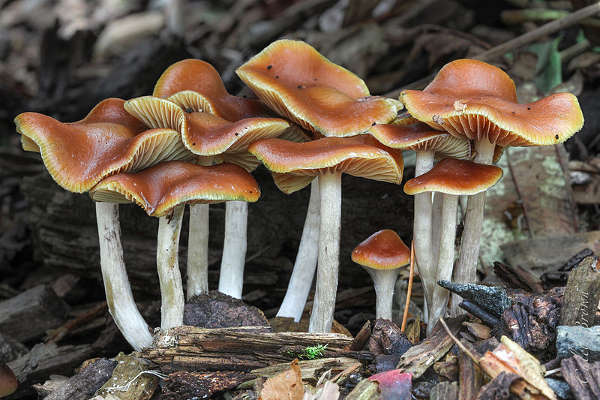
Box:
[124,96,184,131]
[0,364,17,397]
[248,136,403,194]
[351,229,410,270]
[15,99,193,193]
[153,59,266,120]
[90,161,260,217]
[401,59,584,146]
[236,39,400,137]
[368,122,471,159]
[403,158,503,195]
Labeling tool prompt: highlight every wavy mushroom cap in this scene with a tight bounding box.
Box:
[15,103,192,193]
[236,39,400,137]
[404,158,503,196]
[90,161,260,217]
[248,137,403,194]
[401,59,584,146]
[369,122,471,159]
[352,229,411,270]
[153,59,266,120]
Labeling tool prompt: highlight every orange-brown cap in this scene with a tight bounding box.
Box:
[404,158,503,195]
[352,229,410,270]
[90,161,260,217]
[248,137,403,194]
[236,39,400,137]
[153,59,266,121]
[15,100,193,193]
[368,122,471,159]
[401,59,584,146]
[0,364,17,397]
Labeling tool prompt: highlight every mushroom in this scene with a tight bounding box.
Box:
[125,96,289,298]
[405,158,503,333]
[401,59,583,301]
[14,99,192,350]
[368,120,470,313]
[249,136,403,332]
[90,161,260,328]
[0,364,17,398]
[351,229,410,320]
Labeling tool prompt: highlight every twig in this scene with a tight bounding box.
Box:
[45,301,107,344]
[439,317,480,365]
[401,241,415,333]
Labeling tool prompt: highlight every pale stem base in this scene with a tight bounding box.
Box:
[187,203,209,299]
[96,202,153,351]
[218,201,248,299]
[431,192,443,270]
[309,173,341,333]
[454,138,495,309]
[277,179,320,321]
[428,194,458,335]
[366,268,400,321]
[157,205,185,329]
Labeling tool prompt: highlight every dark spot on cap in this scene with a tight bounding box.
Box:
[372,122,376,126]
[555,134,559,140]
[527,107,531,110]
[242,95,247,98]
[511,111,515,115]
[185,108,193,113]
[267,65,272,70]
[275,75,280,79]
[192,142,196,145]
[297,85,303,89]
[235,132,239,136]
[313,78,317,81]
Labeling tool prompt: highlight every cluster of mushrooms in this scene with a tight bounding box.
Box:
[15,39,583,350]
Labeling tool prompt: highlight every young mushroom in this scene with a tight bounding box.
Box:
[249,136,403,332]
[125,96,288,298]
[14,99,192,350]
[351,229,410,320]
[404,158,503,333]
[401,59,584,302]
[90,161,260,328]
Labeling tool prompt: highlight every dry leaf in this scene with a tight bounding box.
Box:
[260,359,304,400]
[463,322,491,340]
[303,381,340,400]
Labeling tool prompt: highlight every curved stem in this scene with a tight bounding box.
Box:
[157,205,185,329]
[218,201,248,298]
[309,172,342,333]
[428,194,458,336]
[454,138,495,307]
[367,269,400,321]
[96,202,153,351]
[431,191,443,269]
[413,150,435,309]
[277,179,320,321]
[187,203,209,299]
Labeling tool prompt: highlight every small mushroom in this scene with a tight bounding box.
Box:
[404,158,503,333]
[90,161,261,328]
[0,364,17,398]
[351,229,410,320]
[249,136,403,332]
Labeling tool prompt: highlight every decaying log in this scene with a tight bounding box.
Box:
[561,355,600,400]
[42,358,117,400]
[142,326,354,372]
[560,256,600,326]
[430,382,458,400]
[162,371,252,400]
[458,350,483,400]
[0,284,69,342]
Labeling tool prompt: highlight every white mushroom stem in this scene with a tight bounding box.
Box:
[218,200,248,298]
[454,138,495,305]
[431,192,443,268]
[157,204,185,329]
[277,179,320,321]
[309,172,342,333]
[365,268,400,320]
[187,203,209,299]
[413,150,435,308]
[427,193,458,335]
[96,202,153,351]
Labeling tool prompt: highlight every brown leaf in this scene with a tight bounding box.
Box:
[260,359,304,400]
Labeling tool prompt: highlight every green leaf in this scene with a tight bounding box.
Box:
[526,37,563,94]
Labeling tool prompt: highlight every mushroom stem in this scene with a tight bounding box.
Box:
[365,268,400,320]
[277,179,320,321]
[96,202,153,351]
[413,150,435,308]
[431,191,443,268]
[157,204,185,329]
[218,200,248,298]
[428,193,458,335]
[309,172,342,333]
[187,203,209,299]
[454,138,495,308]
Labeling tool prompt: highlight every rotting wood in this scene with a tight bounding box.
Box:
[141,326,354,372]
[560,355,600,400]
[458,350,483,400]
[560,255,600,326]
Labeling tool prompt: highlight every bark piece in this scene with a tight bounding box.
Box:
[458,350,483,400]
[368,319,412,356]
[184,291,269,328]
[249,357,360,385]
[560,256,600,327]
[492,261,544,293]
[556,325,600,361]
[0,334,27,364]
[430,381,458,400]
[43,358,117,400]
[96,353,158,400]
[475,371,520,400]
[161,371,252,400]
[560,355,600,400]
[142,326,353,372]
[0,284,69,342]
[348,320,371,351]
